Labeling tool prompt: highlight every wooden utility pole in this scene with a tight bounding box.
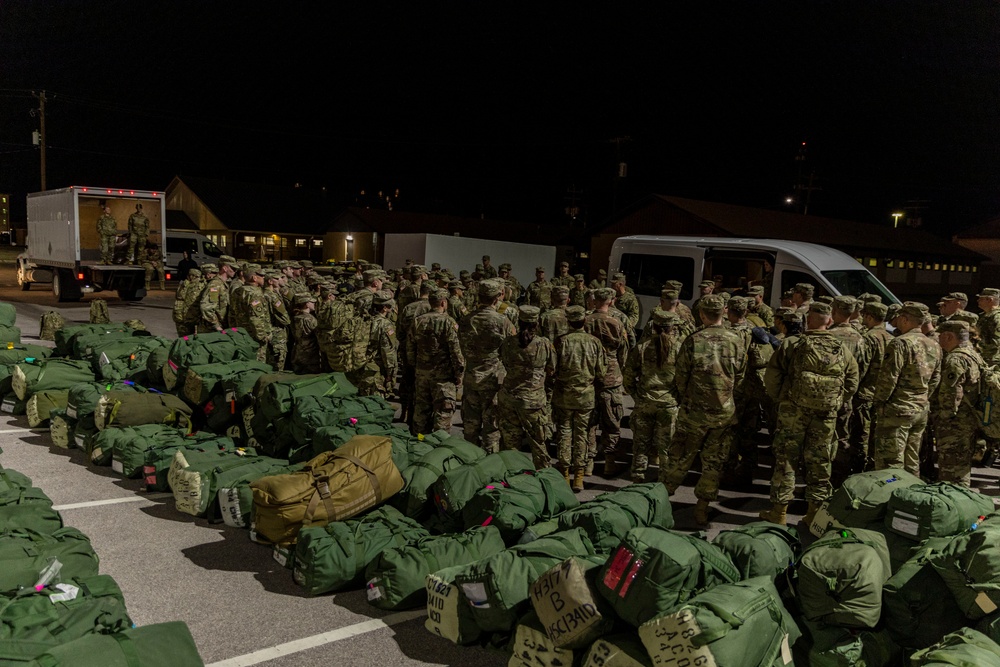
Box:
[32,90,47,190]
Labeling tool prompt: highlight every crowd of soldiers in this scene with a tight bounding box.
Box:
[169,252,998,530]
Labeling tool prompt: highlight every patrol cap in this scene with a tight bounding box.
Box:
[782,310,804,324]
[552,286,570,298]
[782,289,795,299]
[431,263,442,270]
[574,274,585,281]
[660,289,680,302]
[832,295,857,312]
[499,263,512,271]
[535,266,546,272]
[559,260,569,268]
[518,305,541,323]
[666,280,683,291]
[459,270,471,279]
[566,305,586,323]
[718,291,731,303]
[747,285,764,296]
[219,255,237,267]
[299,259,314,268]
[362,269,381,283]
[651,310,682,327]
[886,303,902,319]
[942,291,969,302]
[374,293,395,308]
[598,269,607,277]
[201,263,218,274]
[951,311,980,325]
[595,287,616,302]
[817,295,835,305]
[479,279,503,299]
[410,265,425,278]
[320,282,338,297]
[482,255,491,261]
[728,296,748,315]
[899,301,929,320]
[475,264,485,272]
[794,282,815,295]
[294,293,316,306]
[977,288,1000,298]
[187,268,202,278]
[273,260,288,270]
[699,294,725,313]
[699,280,715,289]
[808,302,832,315]
[447,279,463,290]
[611,272,626,283]
[246,263,264,277]
[936,320,969,335]
[858,292,882,303]
[288,261,302,270]
[862,302,888,320]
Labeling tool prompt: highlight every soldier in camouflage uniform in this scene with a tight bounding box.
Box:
[553,305,607,490]
[610,272,640,331]
[497,263,522,303]
[291,293,322,374]
[551,261,575,288]
[141,243,166,291]
[496,281,519,326]
[746,285,774,329]
[608,293,637,351]
[624,310,680,484]
[458,280,517,453]
[589,269,607,290]
[938,292,979,329]
[640,289,693,343]
[397,282,435,427]
[977,288,1000,364]
[585,288,629,478]
[408,289,465,435]
[396,265,426,314]
[198,264,230,333]
[850,301,892,471]
[664,280,696,329]
[690,280,715,321]
[172,267,202,336]
[827,295,871,485]
[263,271,291,370]
[446,279,469,323]
[498,306,557,468]
[239,266,272,363]
[759,302,858,527]
[228,264,253,331]
[663,295,747,526]
[934,320,983,486]
[355,293,398,398]
[126,204,149,265]
[96,206,118,265]
[790,282,815,318]
[481,255,498,279]
[570,275,588,307]
[345,270,383,315]
[525,267,553,312]
[539,286,570,347]
[459,270,478,312]
[873,302,942,475]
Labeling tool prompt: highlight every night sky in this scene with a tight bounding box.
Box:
[2,1,999,236]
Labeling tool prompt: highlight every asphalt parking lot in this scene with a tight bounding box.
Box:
[3,269,1000,666]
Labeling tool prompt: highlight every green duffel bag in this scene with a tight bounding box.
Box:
[712,521,801,580]
[66,380,140,426]
[101,424,199,477]
[311,424,433,471]
[0,467,34,497]
[461,467,581,543]
[596,526,740,628]
[218,460,305,529]
[49,409,76,449]
[0,574,132,663]
[884,481,994,543]
[287,394,395,445]
[95,336,171,383]
[366,524,507,611]
[454,528,604,634]
[26,389,68,428]
[0,303,16,327]
[0,528,99,593]
[292,505,429,596]
[53,323,128,357]
[140,435,241,492]
[0,345,52,368]
[883,536,965,650]
[425,565,483,646]
[0,324,21,345]
[431,450,534,526]
[94,390,193,431]
[581,633,653,667]
[168,448,279,520]
[12,359,95,401]
[69,329,135,362]
[162,328,260,391]
[182,360,273,406]
[798,618,902,667]
[0,484,61,535]
[910,627,1000,666]
[391,435,485,519]
[1,391,27,416]
[221,365,278,411]
[25,620,205,667]
[252,372,355,425]
[638,576,801,667]
[931,520,1000,621]
[143,345,171,389]
[812,468,925,536]
[796,527,891,628]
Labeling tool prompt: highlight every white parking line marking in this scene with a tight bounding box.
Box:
[53,494,172,510]
[205,609,426,667]
[0,428,36,435]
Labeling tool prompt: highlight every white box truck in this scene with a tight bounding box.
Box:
[18,186,167,301]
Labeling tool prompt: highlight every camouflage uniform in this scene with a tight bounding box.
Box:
[569,276,588,307]
[498,265,522,302]
[551,263,575,288]
[446,281,469,324]
[827,298,871,481]
[126,206,149,264]
[291,303,322,375]
[263,283,291,370]
[481,259,498,279]
[612,280,640,331]
[873,311,942,475]
[934,331,983,486]
[525,272,553,312]
[241,281,272,364]
[458,282,517,452]
[623,311,680,483]
[539,303,570,348]
[663,296,747,510]
[96,210,118,264]
[228,277,249,331]
[589,271,607,290]
[198,268,230,333]
[609,306,636,351]
[172,270,202,336]
[584,300,628,474]
[851,306,893,469]
[141,245,165,290]
[407,308,465,435]
[498,307,556,468]
[356,306,398,398]
[396,296,432,426]
[978,305,1000,364]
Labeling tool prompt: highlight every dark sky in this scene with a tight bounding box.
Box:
[2,1,999,236]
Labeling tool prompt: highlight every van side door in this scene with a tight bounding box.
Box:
[613,244,704,328]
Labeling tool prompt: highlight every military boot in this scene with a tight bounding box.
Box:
[585,458,594,476]
[562,467,571,484]
[693,499,710,527]
[802,501,822,528]
[603,454,623,478]
[758,502,787,526]
[573,469,585,493]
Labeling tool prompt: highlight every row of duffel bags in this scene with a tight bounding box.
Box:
[0,464,203,665]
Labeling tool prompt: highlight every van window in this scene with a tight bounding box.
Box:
[822,270,898,304]
[703,250,775,298]
[203,240,222,258]
[166,237,197,255]
[619,253,695,300]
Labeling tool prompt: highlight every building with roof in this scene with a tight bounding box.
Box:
[953,216,1000,288]
[592,195,987,302]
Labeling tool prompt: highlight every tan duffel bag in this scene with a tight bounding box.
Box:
[250,435,404,546]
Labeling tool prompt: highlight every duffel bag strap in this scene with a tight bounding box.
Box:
[333,451,382,502]
[303,473,337,527]
[111,631,142,667]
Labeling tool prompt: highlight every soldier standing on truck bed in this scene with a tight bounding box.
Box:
[97,206,117,265]
[127,204,149,265]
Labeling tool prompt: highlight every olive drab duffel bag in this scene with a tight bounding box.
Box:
[0,345,52,369]
[0,574,132,664]
[94,390,193,432]
[25,389,68,429]
[711,521,801,580]
[596,526,740,629]
[101,424,207,478]
[637,576,801,667]
[250,434,405,546]
[930,519,1000,621]
[884,481,994,543]
[795,527,891,628]
[310,424,434,472]
[95,336,172,384]
[168,448,279,519]
[53,324,128,358]
[460,467,581,543]
[810,468,925,537]
[798,618,902,667]
[366,524,507,611]
[181,360,273,407]
[909,627,1000,666]
[217,460,305,529]
[161,328,260,391]
[292,506,430,597]
[0,528,99,594]
[25,620,205,667]
[0,482,61,535]
[431,450,535,530]
[12,359,95,402]
[391,434,485,519]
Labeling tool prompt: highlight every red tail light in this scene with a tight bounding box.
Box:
[165,272,172,280]
[77,273,84,281]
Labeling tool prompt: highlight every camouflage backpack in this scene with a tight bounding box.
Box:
[88,299,110,324]
[790,333,848,412]
[325,299,371,374]
[38,311,66,341]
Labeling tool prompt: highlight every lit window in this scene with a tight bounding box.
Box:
[868,258,877,267]
[313,239,323,247]
[908,261,915,269]
[295,239,307,247]
[243,235,256,244]
[934,263,940,271]
[917,262,924,269]
[957,265,964,272]
[974,266,978,273]
[264,237,274,247]
[950,264,956,272]
[886,260,895,268]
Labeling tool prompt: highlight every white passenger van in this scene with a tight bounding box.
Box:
[608,236,900,327]
[163,231,223,274]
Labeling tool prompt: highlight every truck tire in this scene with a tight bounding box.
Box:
[117,289,142,302]
[16,266,29,291]
[52,269,81,303]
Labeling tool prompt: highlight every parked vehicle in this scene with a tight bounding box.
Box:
[163,230,222,274]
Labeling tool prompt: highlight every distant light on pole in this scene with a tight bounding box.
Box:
[892,212,904,228]
[784,197,794,205]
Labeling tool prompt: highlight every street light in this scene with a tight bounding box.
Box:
[892,212,904,228]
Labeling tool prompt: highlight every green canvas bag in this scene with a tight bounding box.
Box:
[0,467,34,498]
[94,390,192,432]
[26,390,68,429]
[182,360,273,406]
[638,577,801,667]
[292,506,429,596]
[168,448,277,519]
[310,424,434,472]
[67,381,140,448]
[53,324,127,358]
[910,627,1000,666]
[795,527,891,628]
[366,524,507,611]
[882,536,965,650]
[12,360,95,401]
[48,409,75,449]
[0,345,52,368]
[0,303,16,327]
[70,329,132,362]
[162,328,260,391]
[461,467,581,543]
[101,424,199,477]
[0,486,62,535]
[454,528,603,634]
[143,345,170,389]
[596,526,740,628]
[217,461,305,529]
[799,618,902,667]
[0,528,99,594]
[139,435,241,492]
[425,565,483,646]
[431,450,534,530]
[0,574,132,663]
[287,394,395,445]
[391,435,485,519]
[26,621,205,667]
[95,336,171,384]
[930,520,1000,621]
[884,481,994,543]
[252,372,354,425]
[1,392,27,416]
[712,521,801,580]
